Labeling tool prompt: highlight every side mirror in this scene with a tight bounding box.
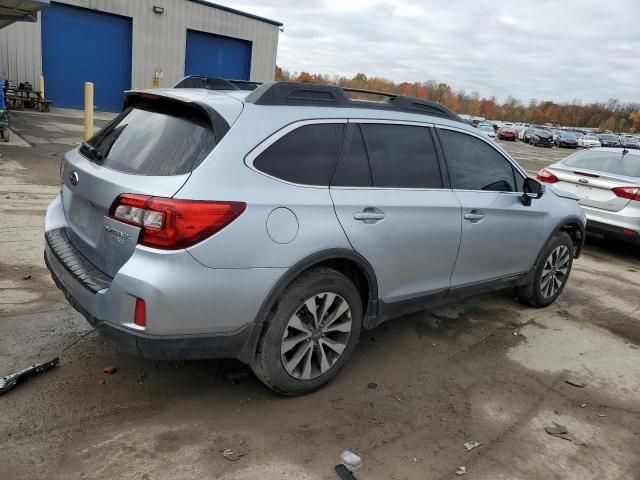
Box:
[521,178,545,206]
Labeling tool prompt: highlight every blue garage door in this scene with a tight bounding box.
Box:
[185,29,251,80]
[41,3,132,112]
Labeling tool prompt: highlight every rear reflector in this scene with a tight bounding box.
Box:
[612,186,640,201]
[536,168,558,183]
[623,228,638,236]
[109,194,246,249]
[134,298,146,327]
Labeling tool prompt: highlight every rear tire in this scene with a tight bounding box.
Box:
[516,232,574,308]
[251,268,363,396]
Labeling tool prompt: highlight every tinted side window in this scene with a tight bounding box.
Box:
[331,125,372,187]
[439,130,517,192]
[254,123,345,186]
[361,124,442,188]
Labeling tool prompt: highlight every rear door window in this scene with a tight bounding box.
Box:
[253,123,345,186]
[360,124,442,188]
[438,129,519,192]
[331,125,373,187]
[81,102,217,176]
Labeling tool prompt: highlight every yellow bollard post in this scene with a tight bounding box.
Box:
[39,75,45,99]
[84,82,94,141]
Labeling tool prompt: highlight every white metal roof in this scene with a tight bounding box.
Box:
[0,0,49,30]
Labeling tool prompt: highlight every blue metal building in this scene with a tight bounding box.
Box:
[0,0,281,111]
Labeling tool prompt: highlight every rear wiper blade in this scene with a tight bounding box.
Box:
[81,141,103,161]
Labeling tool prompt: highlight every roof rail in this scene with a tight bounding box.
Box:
[174,75,262,91]
[244,82,464,122]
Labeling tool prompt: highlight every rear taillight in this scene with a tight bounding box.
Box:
[612,186,640,201]
[108,194,246,249]
[536,168,558,183]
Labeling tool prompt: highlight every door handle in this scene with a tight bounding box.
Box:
[464,210,485,223]
[354,208,385,223]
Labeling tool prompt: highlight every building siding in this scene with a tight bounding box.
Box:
[0,15,42,88]
[0,0,278,93]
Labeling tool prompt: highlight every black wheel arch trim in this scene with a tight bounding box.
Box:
[550,216,586,258]
[518,216,585,287]
[252,248,379,328]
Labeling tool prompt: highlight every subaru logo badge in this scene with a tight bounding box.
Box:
[70,171,79,186]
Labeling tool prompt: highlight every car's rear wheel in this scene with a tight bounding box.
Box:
[251,268,363,396]
[516,232,574,308]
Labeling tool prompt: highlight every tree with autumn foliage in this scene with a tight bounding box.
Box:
[275,67,640,132]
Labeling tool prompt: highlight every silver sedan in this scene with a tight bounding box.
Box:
[538,148,640,244]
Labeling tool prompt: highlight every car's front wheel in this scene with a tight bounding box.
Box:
[251,268,363,395]
[516,232,574,308]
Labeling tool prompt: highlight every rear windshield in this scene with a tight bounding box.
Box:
[563,150,640,177]
[80,102,216,175]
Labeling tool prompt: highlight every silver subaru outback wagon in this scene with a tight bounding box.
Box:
[45,77,586,395]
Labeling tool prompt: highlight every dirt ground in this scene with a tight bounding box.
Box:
[1,113,639,480]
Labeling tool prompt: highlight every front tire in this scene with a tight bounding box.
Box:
[251,268,363,396]
[516,232,574,308]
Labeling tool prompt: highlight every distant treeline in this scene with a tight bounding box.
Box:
[275,67,640,133]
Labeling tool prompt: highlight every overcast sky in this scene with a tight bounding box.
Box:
[212,0,640,105]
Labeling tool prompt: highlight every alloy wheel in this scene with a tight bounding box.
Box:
[280,292,352,380]
[540,245,571,298]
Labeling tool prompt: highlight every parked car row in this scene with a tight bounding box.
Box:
[488,122,640,150]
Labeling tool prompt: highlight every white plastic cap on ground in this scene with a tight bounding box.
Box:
[339,451,362,471]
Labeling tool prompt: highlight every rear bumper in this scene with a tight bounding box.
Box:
[43,195,284,362]
[586,220,640,245]
[45,243,263,362]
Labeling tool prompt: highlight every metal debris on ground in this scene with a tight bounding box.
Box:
[545,422,568,436]
[221,449,243,461]
[367,382,378,389]
[456,466,467,475]
[564,375,587,388]
[464,441,481,451]
[22,274,31,280]
[0,357,59,395]
[103,366,117,374]
[544,422,586,446]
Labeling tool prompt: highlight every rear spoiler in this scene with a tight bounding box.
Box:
[123,91,230,143]
[174,75,261,91]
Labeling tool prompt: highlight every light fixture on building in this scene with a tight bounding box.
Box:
[152,6,165,14]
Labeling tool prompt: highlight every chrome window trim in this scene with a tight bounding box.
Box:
[244,118,348,189]
[434,123,529,190]
[348,118,435,128]
[330,186,453,192]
